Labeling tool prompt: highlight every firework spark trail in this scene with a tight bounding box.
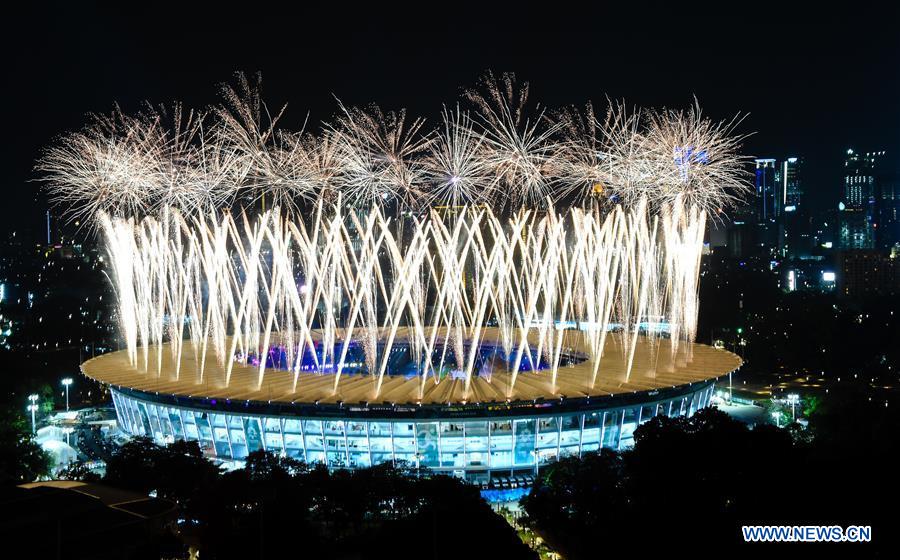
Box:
[38,73,749,225]
[422,106,494,208]
[327,101,432,210]
[552,101,611,203]
[644,100,749,221]
[464,71,564,209]
[97,199,707,401]
[39,74,752,402]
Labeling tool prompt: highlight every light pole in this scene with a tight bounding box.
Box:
[787,394,799,422]
[27,394,39,433]
[62,378,73,411]
[771,411,783,428]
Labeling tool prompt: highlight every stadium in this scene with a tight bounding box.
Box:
[42,74,748,482]
[83,329,740,482]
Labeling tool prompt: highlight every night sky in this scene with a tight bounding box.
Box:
[5,2,898,239]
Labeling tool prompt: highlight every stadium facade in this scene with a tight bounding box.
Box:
[86,333,740,482]
[108,380,717,480]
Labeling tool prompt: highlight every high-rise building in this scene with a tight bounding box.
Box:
[753,158,779,253]
[780,157,802,210]
[776,157,809,257]
[727,158,800,258]
[876,173,900,249]
[839,149,884,249]
[754,158,778,221]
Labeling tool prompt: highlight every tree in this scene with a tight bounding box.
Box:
[58,460,101,482]
[182,451,535,560]
[0,406,52,484]
[244,449,308,482]
[38,383,56,415]
[521,396,900,556]
[801,394,821,418]
[764,398,790,426]
[102,436,160,492]
[520,450,626,559]
[522,407,798,557]
[103,437,220,502]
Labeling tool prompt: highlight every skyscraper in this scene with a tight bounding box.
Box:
[754,158,779,253]
[839,149,883,249]
[754,158,778,221]
[876,172,900,249]
[780,157,802,210]
[776,157,808,257]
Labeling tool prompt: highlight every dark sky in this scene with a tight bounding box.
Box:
[5,2,899,239]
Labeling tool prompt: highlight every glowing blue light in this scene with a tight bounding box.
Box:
[673,146,709,180]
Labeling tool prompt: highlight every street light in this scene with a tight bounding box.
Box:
[728,371,733,404]
[61,377,73,411]
[27,394,39,433]
[787,394,799,422]
[771,411,783,428]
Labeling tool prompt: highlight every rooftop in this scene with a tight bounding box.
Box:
[81,328,742,406]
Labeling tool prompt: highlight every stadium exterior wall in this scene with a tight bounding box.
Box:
[109,378,718,481]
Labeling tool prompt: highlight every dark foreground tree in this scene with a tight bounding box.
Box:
[0,406,52,484]
[522,397,898,557]
[104,437,221,504]
[58,460,101,482]
[191,458,536,560]
[100,439,535,559]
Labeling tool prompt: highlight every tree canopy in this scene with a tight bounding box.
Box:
[0,406,52,484]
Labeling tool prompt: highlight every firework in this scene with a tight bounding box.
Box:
[39,73,749,222]
[39,108,161,223]
[644,100,750,219]
[422,105,494,208]
[464,71,563,208]
[99,200,702,401]
[551,101,610,204]
[39,74,751,402]
[327,101,432,209]
[211,72,320,215]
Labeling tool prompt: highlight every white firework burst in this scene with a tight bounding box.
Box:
[212,72,314,216]
[38,73,751,230]
[142,102,213,217]
[465,71,562,208]
[328,101,431,209]
[594,102,670,208]
[644,100,751,219]
[422,105,495,208]
[38,107,163,225]
[551,101,610,205]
